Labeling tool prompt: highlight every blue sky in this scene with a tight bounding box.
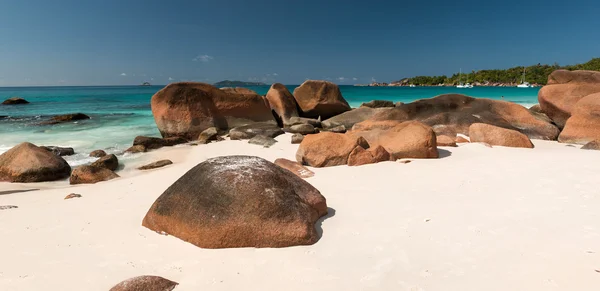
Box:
[0,0,598,86]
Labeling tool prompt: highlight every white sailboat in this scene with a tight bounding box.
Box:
[456,68,473,88]
[517,67,532,88]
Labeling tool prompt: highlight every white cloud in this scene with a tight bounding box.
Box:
[120,73,127,76]
[353,77,358,81]
[371,77,377,82]
[192,54,214,62]
[150,78,154,81]
[337,77,346,82]
[273,73,278,76]
[168,77,174,81]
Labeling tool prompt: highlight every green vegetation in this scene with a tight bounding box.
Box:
[214,80,267,87]
[396,58,600,86]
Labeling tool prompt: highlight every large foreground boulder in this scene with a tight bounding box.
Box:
[538,70,600,128]
[151,82,275,140]
[265,83,299,124]
[296,132,362,167]
[109,275,178,291]
[348,121,439,159]
[469,123,534,148]
[69,165,119,185]
[365,94,559,140]
[142,156,327,248]
[558,92,600,144]
[293,80,351,119]
[0,142,71,182]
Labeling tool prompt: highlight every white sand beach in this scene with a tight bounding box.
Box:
[1,134,599,290]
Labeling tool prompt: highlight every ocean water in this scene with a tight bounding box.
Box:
[0,85,540,165]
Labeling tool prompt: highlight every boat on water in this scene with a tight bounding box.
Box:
[517,67,532,88]
[456,69,473,88]
[409,84,416,88]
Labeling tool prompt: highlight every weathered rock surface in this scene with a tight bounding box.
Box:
[322,107,393,130]
[248,135,278,148]
[125,145,146,153]
[292,80,351,119]
[109,275,178,291]
[348,121,439,160]
[365,94,559,140]
[0,142,71,182]
[89,149,107,158]
[133,136,187,150]
[285,117,321,128]
[151,82,275,139]
[347,145,391,166]
[40,146,75,156]
[229,122,284,140]
[69,165,119,185]
[265,83,299,123]
[274,158,315,178]
[361,100,395,108]
[436,135,458,147]
[284,124,316,135]
[581,140,600,150]
[142,156,327,248]
[197,127,219,144]
[42,113,90,125]
[291,133,304,144]
[138,159,173,170]
[455,136,470,143]
[538,70,600,128]
[558,92,600,144]
[469,123,534,148]
[90,154,119,171]
[2,97,29,105]
[296,132,362,167]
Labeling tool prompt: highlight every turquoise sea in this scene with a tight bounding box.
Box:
[0,85,540,165]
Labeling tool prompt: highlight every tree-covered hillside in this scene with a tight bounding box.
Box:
[394,58,600,86]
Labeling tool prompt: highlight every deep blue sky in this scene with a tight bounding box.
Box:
[0,0,598,86]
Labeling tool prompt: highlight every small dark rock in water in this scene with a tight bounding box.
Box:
[133,136,187,150]
[138,159,173,170]
[198,127,219,144]
[41,113,90,125]
[361,100,395,108]
[0,205,18,210]
[40,146,75,156]
[291,133,304,144]
[109,275,178,291]
[64,193,82,200]
[248,135,278,148]
[2,97,29,105]
[125,145,147,153]
[89,149,107,158]
[284,124,316,135]
[581,140,600,150]
[229,122,284,140]
[91,154,119,171]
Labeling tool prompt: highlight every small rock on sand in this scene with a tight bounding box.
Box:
[137,160,173,170]
[0,205,18,210]
[64,193,82,200]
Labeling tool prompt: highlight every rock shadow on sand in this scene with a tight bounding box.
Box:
[316,207,336,238]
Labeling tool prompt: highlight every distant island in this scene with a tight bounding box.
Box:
[360,58,600,87]
[140,82,151,86]
[214,80,267,87]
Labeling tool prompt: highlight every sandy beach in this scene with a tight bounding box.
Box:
[1,134,599,290]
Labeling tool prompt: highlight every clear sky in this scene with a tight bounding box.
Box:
[0,0,598,86]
